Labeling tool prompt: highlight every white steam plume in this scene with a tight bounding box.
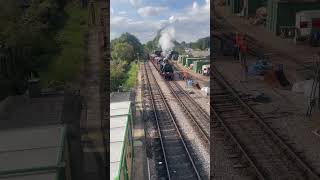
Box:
[158,26,175,56]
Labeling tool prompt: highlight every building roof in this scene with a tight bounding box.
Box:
[0,125,66,178]
[0,172,57,180]
[279,0,318,2]
[110,101,131,180]
[110,92,132,103]
[0,95,64,130]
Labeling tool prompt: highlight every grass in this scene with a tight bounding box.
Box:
[40,1,87,87]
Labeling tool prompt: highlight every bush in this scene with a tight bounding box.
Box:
[124,62,138,90]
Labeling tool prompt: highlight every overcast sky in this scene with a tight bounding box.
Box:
[110,0,210,44]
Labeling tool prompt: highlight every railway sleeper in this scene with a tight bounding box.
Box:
[212,105,242,110]
[158,120,176,126]
[213,131,227,139]
[161,128,178,133]
[168,161,195,171]
[167,154,188,162]
[218,114,250,119]
[212,92,231,96]
[161,133,179,139]
[156,172,168,180]
[233,163,249,169]
[170,171,197,180]
[228,152,242,159]
[212,121,221,128]
[212,127,225,133]
[213,99,241,104]
[158,121,173,127]
[213,108,243,113]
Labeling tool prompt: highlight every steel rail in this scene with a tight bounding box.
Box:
[168,80,210,142]
[144,62,171,180]
[212,65,320,179]
[150,60,210,142]
[145,62,202,180]
[212,103,266,180]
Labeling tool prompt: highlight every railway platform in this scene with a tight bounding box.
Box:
[214,4,320,83]
[173,61,209,88]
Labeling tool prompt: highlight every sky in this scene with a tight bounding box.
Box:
[110,0,210,44]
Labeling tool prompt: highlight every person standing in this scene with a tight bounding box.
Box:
[234,32,240,60]
[239,33,248,82]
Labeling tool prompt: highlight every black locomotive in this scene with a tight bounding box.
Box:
[150,54,174,81]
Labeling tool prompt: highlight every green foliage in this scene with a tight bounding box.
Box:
[41,1,87,87]
[189,36,210,50]
[110,61,138,91]
[111,32,144,59]
[144,29,162,53]
[110,32,143,91]
[110,60,127,91]
[144,41,154,53]
[0,0,69,97]
[111,43,135,63]
[124,62,138,90]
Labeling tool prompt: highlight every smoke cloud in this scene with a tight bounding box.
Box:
[158,27,175,55]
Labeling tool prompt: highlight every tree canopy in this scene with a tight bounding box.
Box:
[111,32,144,59]
[0,0,68,98]
[111,42,135,62]
[189,36,210,50]
[110,60,126,91]
[110,32,144,91]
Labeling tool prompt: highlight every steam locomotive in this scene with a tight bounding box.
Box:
[150,53,174,80]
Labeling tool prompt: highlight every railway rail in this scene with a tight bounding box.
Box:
[167,80,210,142]
[151,61,210,143]
[211,65,320,179]
[143,62,202,180]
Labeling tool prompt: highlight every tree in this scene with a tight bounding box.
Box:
[145,40,154,53]
[111,43,135,63]
[0,0,67,97]
[110,60,126,91]
[111,32,144,59]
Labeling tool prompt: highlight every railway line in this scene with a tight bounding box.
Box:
[151,61,210,143]
[143,62,202,180]
[166,80,210,142]
[211,65,320,179]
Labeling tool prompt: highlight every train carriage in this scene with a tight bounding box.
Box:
[110,101,134,180]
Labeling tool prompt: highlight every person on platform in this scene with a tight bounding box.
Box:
[233,32,240,60]
[239,33,248,82]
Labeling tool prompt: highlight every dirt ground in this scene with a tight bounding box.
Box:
[132,64,148,180]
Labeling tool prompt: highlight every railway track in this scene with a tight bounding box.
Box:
[151,61,210,143]
[143,62,202,180]
[167,80,210,142]
[211,65,320,179]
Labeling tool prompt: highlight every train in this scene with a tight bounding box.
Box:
[150,53,174,80]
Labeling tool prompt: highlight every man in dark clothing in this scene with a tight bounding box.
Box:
[239,34,248,82]
[234,32,240,60]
